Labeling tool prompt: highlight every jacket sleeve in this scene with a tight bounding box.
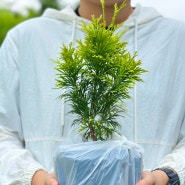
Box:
[0,32,45,185]
[157,122,185,185]
[0,126,45,185]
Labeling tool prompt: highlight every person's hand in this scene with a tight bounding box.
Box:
[136,170,169,185]
[31,170,60,185]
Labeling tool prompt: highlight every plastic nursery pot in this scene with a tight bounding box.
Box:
[54,140,143,185]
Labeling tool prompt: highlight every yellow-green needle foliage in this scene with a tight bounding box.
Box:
[55,0,147,141]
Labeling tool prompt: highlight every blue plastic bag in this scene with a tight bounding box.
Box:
[54,139,143,185]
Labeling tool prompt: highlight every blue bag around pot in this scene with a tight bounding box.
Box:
[54,140,143,185]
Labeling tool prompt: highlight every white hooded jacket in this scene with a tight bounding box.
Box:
[0,1,185,185]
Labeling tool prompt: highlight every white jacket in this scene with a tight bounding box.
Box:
[0,1,185,184]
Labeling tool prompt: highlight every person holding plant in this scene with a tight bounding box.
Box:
[0,0,185,185]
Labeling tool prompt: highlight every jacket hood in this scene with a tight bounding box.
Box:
[43,2,162,28]
[124,4,162,27]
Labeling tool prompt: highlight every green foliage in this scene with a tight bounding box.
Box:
[0,9,39,45]
[38,0,60,12]
[0,0,60,45]
[55,0,147,141]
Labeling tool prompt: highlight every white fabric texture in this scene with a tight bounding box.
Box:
[0,0,185,184]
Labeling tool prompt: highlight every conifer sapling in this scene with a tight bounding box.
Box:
[54,0,147,141]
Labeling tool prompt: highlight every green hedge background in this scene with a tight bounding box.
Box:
[0,0,59,45]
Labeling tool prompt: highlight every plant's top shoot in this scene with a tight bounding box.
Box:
[55,0,147,141]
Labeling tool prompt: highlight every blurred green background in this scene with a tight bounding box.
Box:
[0,0,60,45]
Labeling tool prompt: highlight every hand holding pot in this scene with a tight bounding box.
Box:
[136,170,169,185]
[32,170,59,185]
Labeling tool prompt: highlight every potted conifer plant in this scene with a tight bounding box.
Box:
[54,0,147,184]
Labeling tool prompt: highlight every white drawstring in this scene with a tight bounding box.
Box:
[71,20,77,44]
[134,17,138,143]
[61,97,65,137]
[61,20,77,137]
